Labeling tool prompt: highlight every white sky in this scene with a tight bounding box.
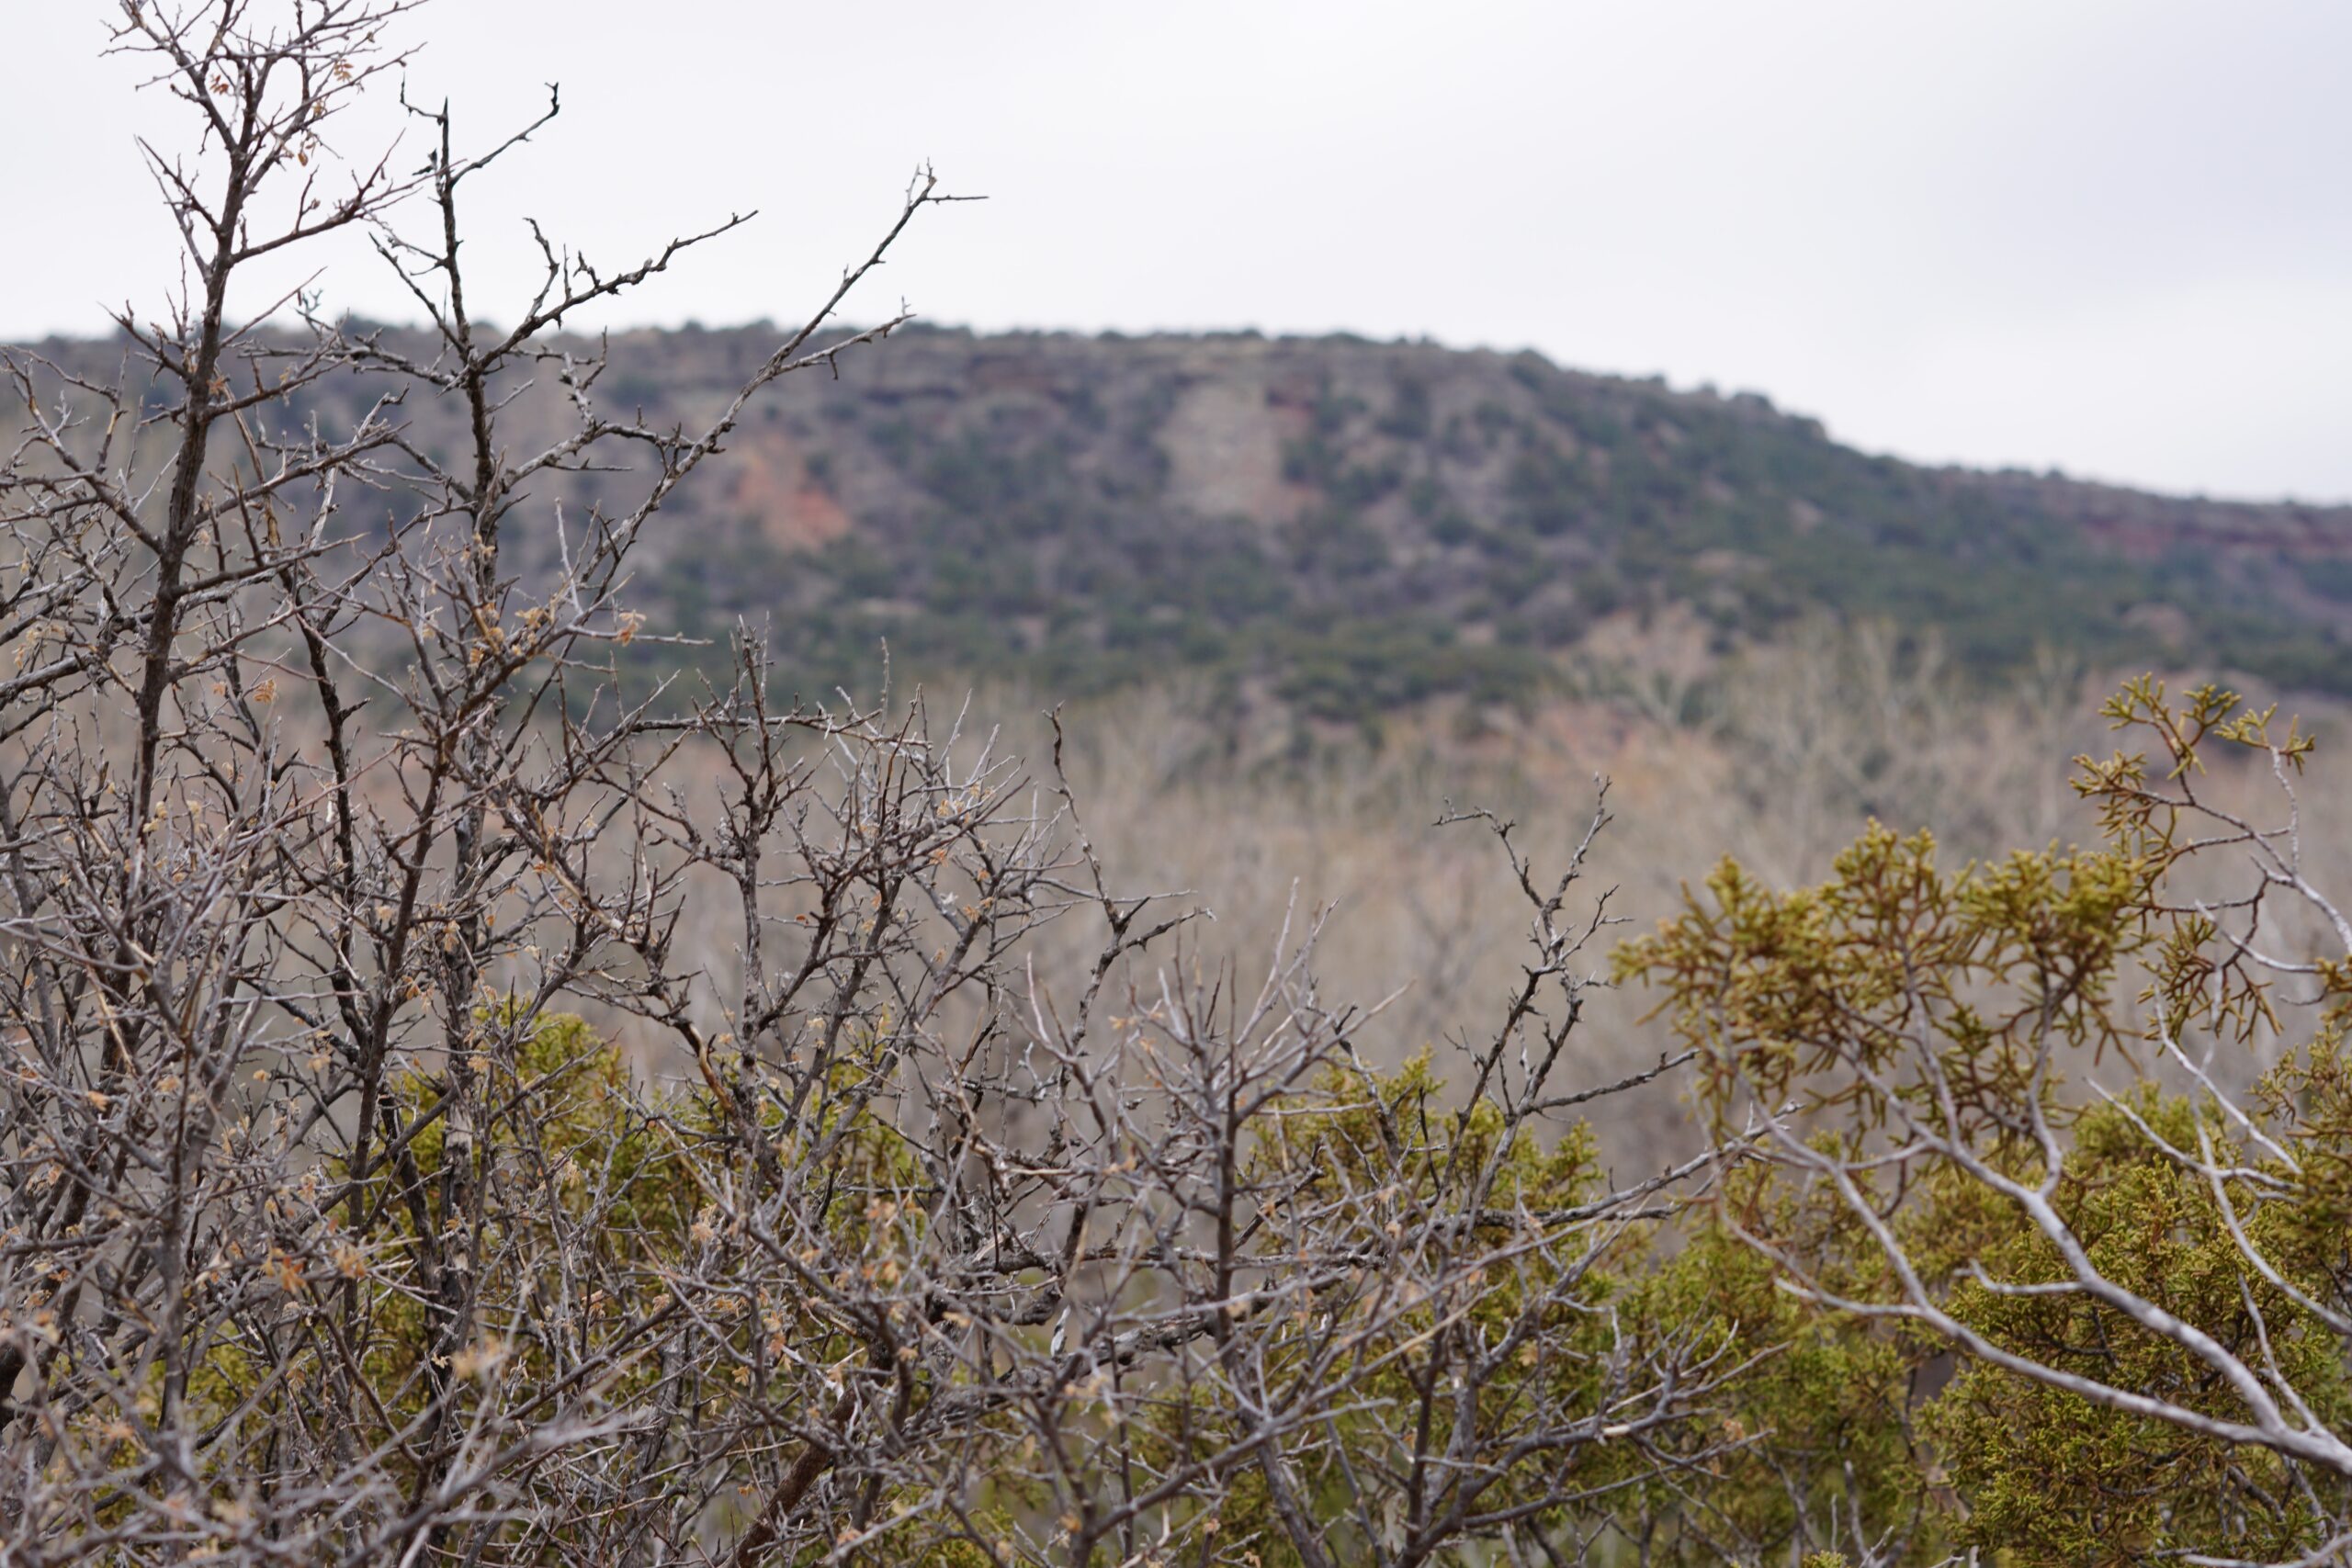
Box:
[8,1,2349,502]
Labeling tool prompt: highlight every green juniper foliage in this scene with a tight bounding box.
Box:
[1616,680,2352,1565]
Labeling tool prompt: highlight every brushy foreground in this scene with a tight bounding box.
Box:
[6,6,2352,1564]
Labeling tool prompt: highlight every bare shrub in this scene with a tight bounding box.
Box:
[0,6,1742,1562]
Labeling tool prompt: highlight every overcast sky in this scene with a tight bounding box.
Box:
[9,1,2348,502]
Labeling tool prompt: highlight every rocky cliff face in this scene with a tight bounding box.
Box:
[21,323,2352,714]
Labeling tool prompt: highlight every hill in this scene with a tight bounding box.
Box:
[24,323,2352,717]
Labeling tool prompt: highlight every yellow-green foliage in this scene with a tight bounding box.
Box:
[1143,1057,1631,1563]
[322,1007,967,1516]
[1616,822,2156,1149]
[1924,1091,2349,1565]
[1611,1170,1944,1565]
[354,1012,697,1414]
[1608,681,2352,1565]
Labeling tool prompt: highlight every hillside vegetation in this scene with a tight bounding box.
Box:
[26,321,2350,716]
[208,323,2352,704]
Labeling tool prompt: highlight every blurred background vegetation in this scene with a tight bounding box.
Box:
[26,318,2346,1164]
[33,321,2349,723]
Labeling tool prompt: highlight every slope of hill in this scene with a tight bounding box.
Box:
[24,323,2352,716]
